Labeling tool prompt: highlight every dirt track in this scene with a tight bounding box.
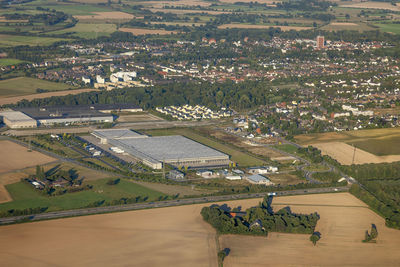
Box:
[311,142,400,165]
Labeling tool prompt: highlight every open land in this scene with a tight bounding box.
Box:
[221,192,400,266]
[0,34,67,47]
[218,24,311,31]
[0,177,163,212]
[340,1,400,11]
[0,88,97,106]
[119,27,178,35]
[296,128,400,157]
[0,58,24,67]
[321,22,375,32]
[74,11,134,20]
[0,141,56,174]
[51,22,117,38]
[148,8,229,15]
[138,0,212,8]
[0,77,74,98]
[311,142,400,165]
[1,193,400,266]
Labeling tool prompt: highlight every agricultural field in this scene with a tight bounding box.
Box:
[373,23,400,34]
[119,27,178,35]
[0,140,57,174]
[0,34,67,47]
[74,11,134,21]
[0,88,98,106]
[0,77,74,98]
[339,1,400,12]
[221,193,400,266]
[144,128,266,166]
[218,24,312,31]
[296,128,400,164]
[312,142,400,165]
[1,193,400,266]
[321,21,375,32]
[0,177,163,212]
[51,22,117,38]
[0,58,24,67]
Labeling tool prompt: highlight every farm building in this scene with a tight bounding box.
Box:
[246,174,273,185]
[91,129,230,169]
[0,111,37,129]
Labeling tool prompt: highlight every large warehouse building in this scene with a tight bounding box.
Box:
[92,129,230,169]
[16,106,113,126]
[0,111,37,129]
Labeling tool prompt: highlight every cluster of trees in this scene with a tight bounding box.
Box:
[201,196,319,235]
[276,0,336,11]
[297,146,324,163]
[0,207,48,218]
[363,224,378,243]
[4,10,68,26]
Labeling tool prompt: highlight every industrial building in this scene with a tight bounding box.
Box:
[91,129,230,169]
[15,106,114,126]
[0,111,37,129]
[246,174,273,185]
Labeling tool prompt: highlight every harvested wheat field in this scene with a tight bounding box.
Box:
[0,88,97,106]
[0,141,56,173]
[119,27,178,35]
[330,22,359,26]
[218,24,311,31]
[140,0,212,8]
[311,142,400,165]
[221,192,400,267]
[1,193,400,266]
[0,202,222,267]
[74,12,134,20]
[149,8,229,14]
[340,1,400,11]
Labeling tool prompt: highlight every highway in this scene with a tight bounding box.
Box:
[0,186,349,225]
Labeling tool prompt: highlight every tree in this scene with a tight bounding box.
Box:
[310,232,321,246]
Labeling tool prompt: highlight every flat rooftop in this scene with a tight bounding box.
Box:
[113,135,229,162]
[16,107,111,120]
[92,129,145,140]
[0,111,36,122]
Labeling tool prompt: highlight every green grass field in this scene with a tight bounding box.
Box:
[0,178,164,212]
[274,144,299,154]
[374,23,400,34]
[40,3,113,15]
[50,22,117,38]
[145,128,266,166]
[0,58,24,67]
[0,77,74,98]
[0,34,68,47]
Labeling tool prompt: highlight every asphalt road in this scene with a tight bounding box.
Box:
[0,186,349,225]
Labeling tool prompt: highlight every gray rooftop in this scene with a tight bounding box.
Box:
[114,135,228,162]
[0,111,36,122]
[92,129,145,140]
[248,174,270,183]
